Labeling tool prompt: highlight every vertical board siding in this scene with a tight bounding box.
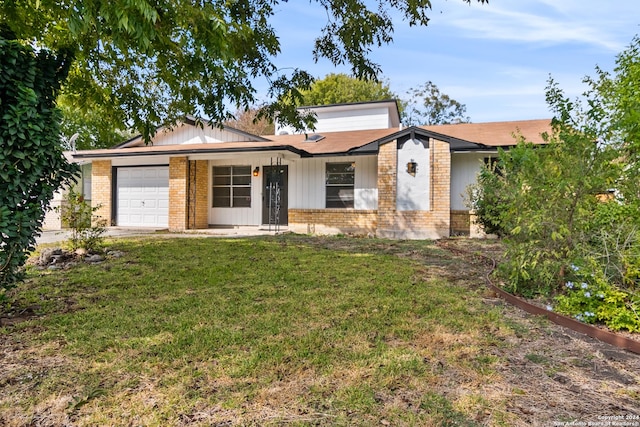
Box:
[151,124,251,146]
[354,155,378,210]
[289,155,378,210]
[209,156,266,226]
[450,153,485,210]
[289,157,323,209]
[207,154,379,226]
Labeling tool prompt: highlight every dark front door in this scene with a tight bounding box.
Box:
[262,165,288,225]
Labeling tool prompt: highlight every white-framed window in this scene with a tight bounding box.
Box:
[212,166,252,207]
[326,162,355,208]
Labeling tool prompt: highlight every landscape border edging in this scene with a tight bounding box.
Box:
[489,283,640,355]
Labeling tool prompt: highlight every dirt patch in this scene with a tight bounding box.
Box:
[433,238,640,426]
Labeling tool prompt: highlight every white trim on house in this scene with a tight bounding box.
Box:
[65,100,552,237]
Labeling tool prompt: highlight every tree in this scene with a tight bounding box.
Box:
[58,92,133,150]
[470,36,640,330]
[300,73,397,106]
[403,81,470,125]
[224,108,275,136]
[1,1,487,138]
[0,35,77,289]
[601,36,640,205]
[0,0,488,292]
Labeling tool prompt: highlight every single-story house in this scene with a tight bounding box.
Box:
[67,100,551,239]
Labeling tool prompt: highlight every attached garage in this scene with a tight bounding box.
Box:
[115,166,169,227]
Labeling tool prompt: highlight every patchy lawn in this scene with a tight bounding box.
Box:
[1,235,638,426]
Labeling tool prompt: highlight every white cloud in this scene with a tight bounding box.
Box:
[443,0,633,52]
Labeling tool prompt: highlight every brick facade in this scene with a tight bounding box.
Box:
[193,160,210,229]
[169,158,210,231]
[289,209,377,236]
[376,139,397,235]
[377,138,451,239]
[85,138,470,238]
[169,157,188,231]
[450,210,471,236]
[91,160,112,226]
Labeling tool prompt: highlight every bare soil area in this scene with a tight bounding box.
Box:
[435,239,640,426]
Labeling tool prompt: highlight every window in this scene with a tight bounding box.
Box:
[326,162,355,208]
[212,166,252,207]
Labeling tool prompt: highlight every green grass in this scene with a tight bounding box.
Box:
[1,235,519,426]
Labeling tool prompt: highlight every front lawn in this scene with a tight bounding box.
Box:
[1,235,638,426]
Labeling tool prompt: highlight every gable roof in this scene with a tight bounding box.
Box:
[114,116,270,149]
[72,119,552,160]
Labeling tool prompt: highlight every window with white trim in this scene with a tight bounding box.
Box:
[212,166,252,207]
[325,162,355,208]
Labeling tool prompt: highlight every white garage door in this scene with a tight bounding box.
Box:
[116,166,169,227]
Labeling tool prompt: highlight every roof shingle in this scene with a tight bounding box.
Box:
[72,119,552,159]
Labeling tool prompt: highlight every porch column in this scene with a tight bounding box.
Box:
[192,160,209,229]
[377,140,398,234]
[430,138,451,236]
[91,160,112,226]
[169,157,188,231]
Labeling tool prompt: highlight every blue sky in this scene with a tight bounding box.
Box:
[263,0,640,123]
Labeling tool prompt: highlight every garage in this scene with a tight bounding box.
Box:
[116,166,169,227]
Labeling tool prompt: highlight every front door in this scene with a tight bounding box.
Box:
[262,165,288,226]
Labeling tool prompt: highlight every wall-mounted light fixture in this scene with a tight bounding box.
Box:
[407,160,417,176]
[253,166,260,177]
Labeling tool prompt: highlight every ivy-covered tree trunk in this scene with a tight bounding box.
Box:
[0,34,78,291]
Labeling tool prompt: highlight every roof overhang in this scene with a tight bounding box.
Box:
[348,126,490,154]
[73,144,310,160]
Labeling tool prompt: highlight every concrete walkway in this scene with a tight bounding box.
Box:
[36,226,287,245]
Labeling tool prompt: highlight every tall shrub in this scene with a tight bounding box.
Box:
[0,35,77,292]
[472,37,640,314]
